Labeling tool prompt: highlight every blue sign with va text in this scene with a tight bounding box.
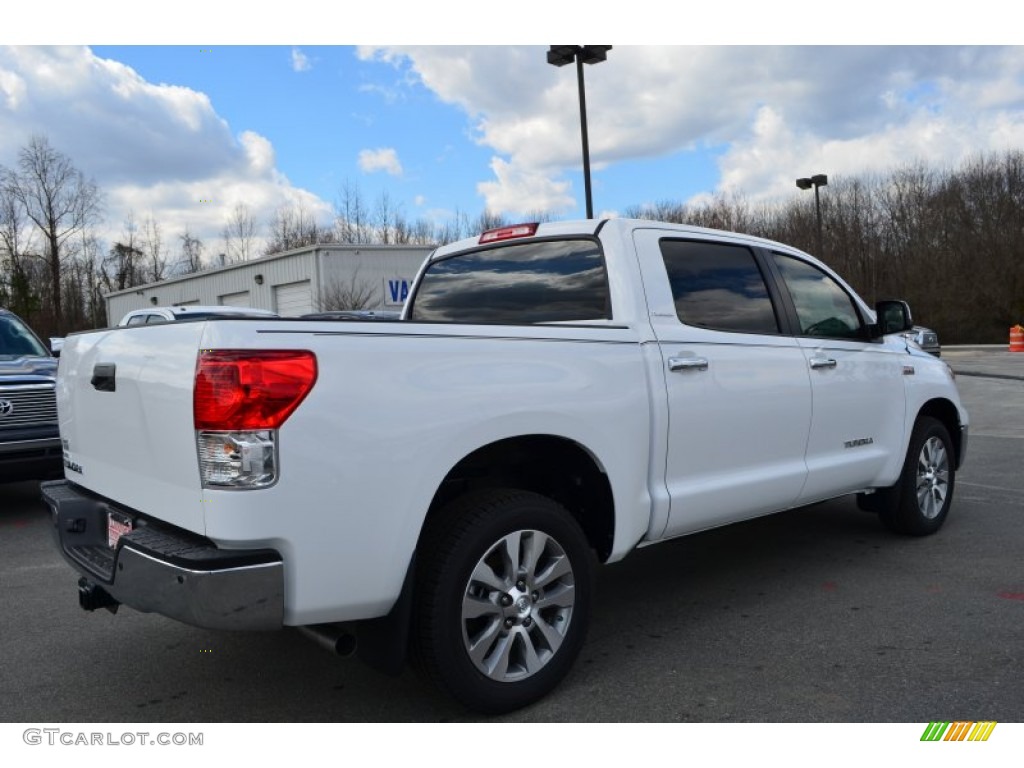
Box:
[385,278,411,306]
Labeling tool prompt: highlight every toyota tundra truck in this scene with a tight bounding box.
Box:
[42,218,968,713]
[0,308,62,483]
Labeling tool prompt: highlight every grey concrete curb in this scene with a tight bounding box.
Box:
[952,370,1024,382]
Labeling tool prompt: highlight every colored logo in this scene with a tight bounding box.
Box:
[921,722,997,741]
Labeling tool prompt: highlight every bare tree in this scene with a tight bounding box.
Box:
[318,267,379,311]
[432,214,466,246]
[76,232,107,328]
[63,233,106,331]
[178,226,204,274]
[139,213,167,283]
[375,191,398,244]
[474,209,507,233]
[102,212,146,292]
[2,135,102,332]
[0,177,33,266]
[0,177,39,319]
[335,180,370,244]
[408,217,437,246]
[104,242,145,292]
[221,202,257,262]
[265,203,331,254]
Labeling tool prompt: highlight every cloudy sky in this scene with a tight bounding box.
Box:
[2,23,1021,258]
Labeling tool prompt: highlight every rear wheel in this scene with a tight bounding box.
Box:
[878,416,955,536]
[414,489,594,714]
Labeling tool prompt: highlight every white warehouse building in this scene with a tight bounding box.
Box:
[105,244,434,326]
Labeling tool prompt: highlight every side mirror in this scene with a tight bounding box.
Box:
[50,337,64,358]
[872,300,914,337]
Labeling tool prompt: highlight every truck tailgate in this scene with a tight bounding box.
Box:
[58,323,208,535]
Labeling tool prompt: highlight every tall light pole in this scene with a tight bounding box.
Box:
[796,174,828,255]
[547,45,611,219]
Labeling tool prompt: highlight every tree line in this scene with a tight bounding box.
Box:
[2,133,1022,343]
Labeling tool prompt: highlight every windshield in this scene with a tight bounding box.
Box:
[0,314,49,357]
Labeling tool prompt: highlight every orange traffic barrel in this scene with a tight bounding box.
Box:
[1011,325,1024,352]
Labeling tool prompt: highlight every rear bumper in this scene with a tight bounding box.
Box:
[41,479,284,630]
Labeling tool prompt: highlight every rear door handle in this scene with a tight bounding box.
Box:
[668,356,709,372]
[809,357,837,370]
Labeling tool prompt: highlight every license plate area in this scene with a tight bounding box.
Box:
[107,510,134,549]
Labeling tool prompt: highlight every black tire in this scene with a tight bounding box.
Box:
[878,416,956,536]
[414,489,595,714]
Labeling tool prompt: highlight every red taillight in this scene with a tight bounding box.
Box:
[479,223,539,244]
[194,350,318,430]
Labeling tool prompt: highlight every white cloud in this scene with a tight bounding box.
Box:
[476,157,573,215]
[363,45,1024,215]
[357,82,402,105]
[358,147,403,176]
[291,47,310,72]
[0,68,26,109]
[0,46,331,255]
[240,130,276,176]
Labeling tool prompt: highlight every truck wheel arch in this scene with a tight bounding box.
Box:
[422,435,616,564]
[355,435,614,677]
[917,397,965,468]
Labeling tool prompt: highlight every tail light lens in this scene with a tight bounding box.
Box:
[198,430,277,489]
[195,350,317,489]
[194,350,317,430]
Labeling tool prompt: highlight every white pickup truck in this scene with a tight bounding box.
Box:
[43,218,968,713]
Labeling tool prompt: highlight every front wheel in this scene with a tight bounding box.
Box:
[414,489,595,714]
[878,416,956,536]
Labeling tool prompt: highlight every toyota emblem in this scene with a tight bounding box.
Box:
[0,399,13,417]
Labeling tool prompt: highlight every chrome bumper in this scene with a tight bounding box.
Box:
[41,479,284,631]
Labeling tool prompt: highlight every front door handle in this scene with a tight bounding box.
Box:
[668,356,709,372]
[809,356,837,370]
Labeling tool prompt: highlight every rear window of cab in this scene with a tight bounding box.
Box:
[409,239,611,324]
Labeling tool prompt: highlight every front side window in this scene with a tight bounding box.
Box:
[410,239,610,324]
[659,239,780,334]
[773,253,864,339]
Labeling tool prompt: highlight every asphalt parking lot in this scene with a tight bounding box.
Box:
[1,347,1021,722]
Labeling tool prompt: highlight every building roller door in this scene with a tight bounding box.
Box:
[273,281,313,316]
[219,291,251,308]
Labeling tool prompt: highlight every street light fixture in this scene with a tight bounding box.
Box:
[547,45,612,219]
[796,174,828,255]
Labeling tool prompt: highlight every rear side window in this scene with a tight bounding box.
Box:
[410,239,610,324]
[659,239,780,334]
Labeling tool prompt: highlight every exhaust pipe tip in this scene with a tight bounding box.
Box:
[298,623,357,657]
